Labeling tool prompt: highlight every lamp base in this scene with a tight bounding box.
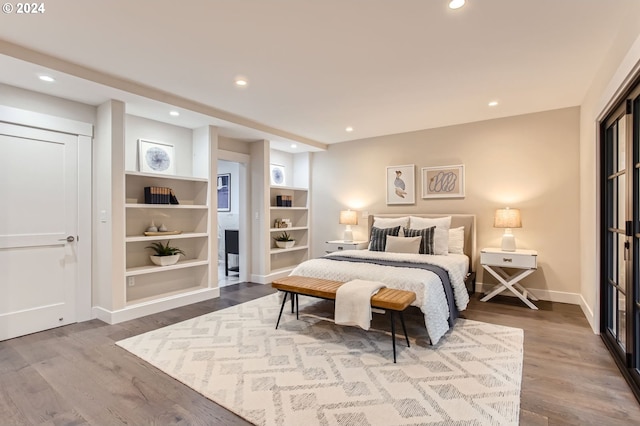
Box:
[501,231,516,252]
[343,227,353,243]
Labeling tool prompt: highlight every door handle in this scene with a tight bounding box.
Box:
[58,236,75,243]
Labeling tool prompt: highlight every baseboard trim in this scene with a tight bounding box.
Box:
[475,282,582,305]
[92,287,220,324]
[579,294,598,334]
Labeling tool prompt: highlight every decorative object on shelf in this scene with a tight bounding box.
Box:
[146,240,185,266]
[421,164,465,199]
[144,186,179,204]
[270,164,285,186]
[274,218,291,228]
[339,210,358,242]
[138,139,175,175]
[273,231,295,249]
[158,223,168,232]
[276,195,293,207]
[386,164,415,205]
[217,173,231,212]
[146,221,158,232]
[494,207,522,251]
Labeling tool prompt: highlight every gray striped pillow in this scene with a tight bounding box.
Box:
[369,226,401,251]
[404,226,436,254]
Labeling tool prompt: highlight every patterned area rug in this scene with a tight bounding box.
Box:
[117,294,523,425]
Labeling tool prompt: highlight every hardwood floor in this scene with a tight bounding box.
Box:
[1,283,638,425]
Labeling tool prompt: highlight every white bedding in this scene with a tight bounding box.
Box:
[290,249,470,344]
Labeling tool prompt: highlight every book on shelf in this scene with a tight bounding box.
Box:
[144,186,180,204]
[275,195,292,207]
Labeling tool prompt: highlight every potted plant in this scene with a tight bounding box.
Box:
[273,231,295,249]
[146,240,185,266]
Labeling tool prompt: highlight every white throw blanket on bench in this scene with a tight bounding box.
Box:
[335,279,387,330]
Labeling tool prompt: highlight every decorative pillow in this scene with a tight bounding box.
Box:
[373,216,409,236]
[448,226,465,254]
[369,226,401,252]
[385,235,421,254]
[404,226,436,254]
[409,216,451,255]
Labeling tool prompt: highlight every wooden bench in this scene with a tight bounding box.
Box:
[271,275,417,363]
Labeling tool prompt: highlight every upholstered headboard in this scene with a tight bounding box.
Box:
[367,213,477,272]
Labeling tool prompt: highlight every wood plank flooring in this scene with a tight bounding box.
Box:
[1,283,638,425]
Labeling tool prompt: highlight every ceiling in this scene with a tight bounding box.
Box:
[1,0,639,152]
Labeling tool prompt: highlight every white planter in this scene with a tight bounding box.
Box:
[275,240,295,249]
[150,254,181,266]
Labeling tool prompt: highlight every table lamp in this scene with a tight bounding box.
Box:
[494,207,522,252]
[339,210,358,242]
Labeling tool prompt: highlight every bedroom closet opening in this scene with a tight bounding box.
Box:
[601,79,640,401]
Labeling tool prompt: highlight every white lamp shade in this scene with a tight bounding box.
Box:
[494,208,521,252]
[339,210,358,225]
[494,208,522,229]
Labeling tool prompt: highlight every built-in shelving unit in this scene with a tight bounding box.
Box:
[124,171,212,305]
[93,107,218,324]
[264,148,311,281]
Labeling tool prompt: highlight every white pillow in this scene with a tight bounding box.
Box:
[373,216,408,236]
[409,216,451,255]
[448,226,465,254]
[385,235,421,254]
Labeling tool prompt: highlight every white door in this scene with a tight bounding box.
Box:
[0,122,78,341]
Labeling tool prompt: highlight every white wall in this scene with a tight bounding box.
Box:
[0,83,96,124]
[125,115,193,175]
[311,108,581,303]
[579,28,640,331]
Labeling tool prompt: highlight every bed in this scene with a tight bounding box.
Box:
[290,213,476,344]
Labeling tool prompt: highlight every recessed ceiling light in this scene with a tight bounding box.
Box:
[488,101,498,107]
[290,144,297,149]
[169,110,180,117]
[234,76,249,87]
[449,0,465,10]
[345,126,354,132]
[38,75,55,82]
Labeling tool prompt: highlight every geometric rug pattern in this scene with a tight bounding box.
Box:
[117,294,523,425]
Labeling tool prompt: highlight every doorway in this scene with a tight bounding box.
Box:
[217,151,249,287]
[0,110,91,341]
[601,81,640,400]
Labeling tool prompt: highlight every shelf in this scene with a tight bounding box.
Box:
[269,206,307,211]
[125,259,209,276]
[270,245,309,255]
[125,171,208,182]
[125,232,208,243]
[126,203,208,209]
[270,227,307,232]
[270,185,308,191]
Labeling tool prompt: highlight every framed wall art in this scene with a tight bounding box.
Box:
[386,164,415,204]
[217,173,231,212]
[421,164,465,199]
[138,139,175,175]
[270,164,286,186]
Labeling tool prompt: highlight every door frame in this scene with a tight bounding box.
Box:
[218,149,250,283]
[0,105,93,322]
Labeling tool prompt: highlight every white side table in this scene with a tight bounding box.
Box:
[480,248,539,310]
[325,240,368,253]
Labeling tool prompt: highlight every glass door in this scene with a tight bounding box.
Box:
[601,83,640,400]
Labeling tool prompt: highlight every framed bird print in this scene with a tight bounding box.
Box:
[386,164,415,205]
[138,139,175,175]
